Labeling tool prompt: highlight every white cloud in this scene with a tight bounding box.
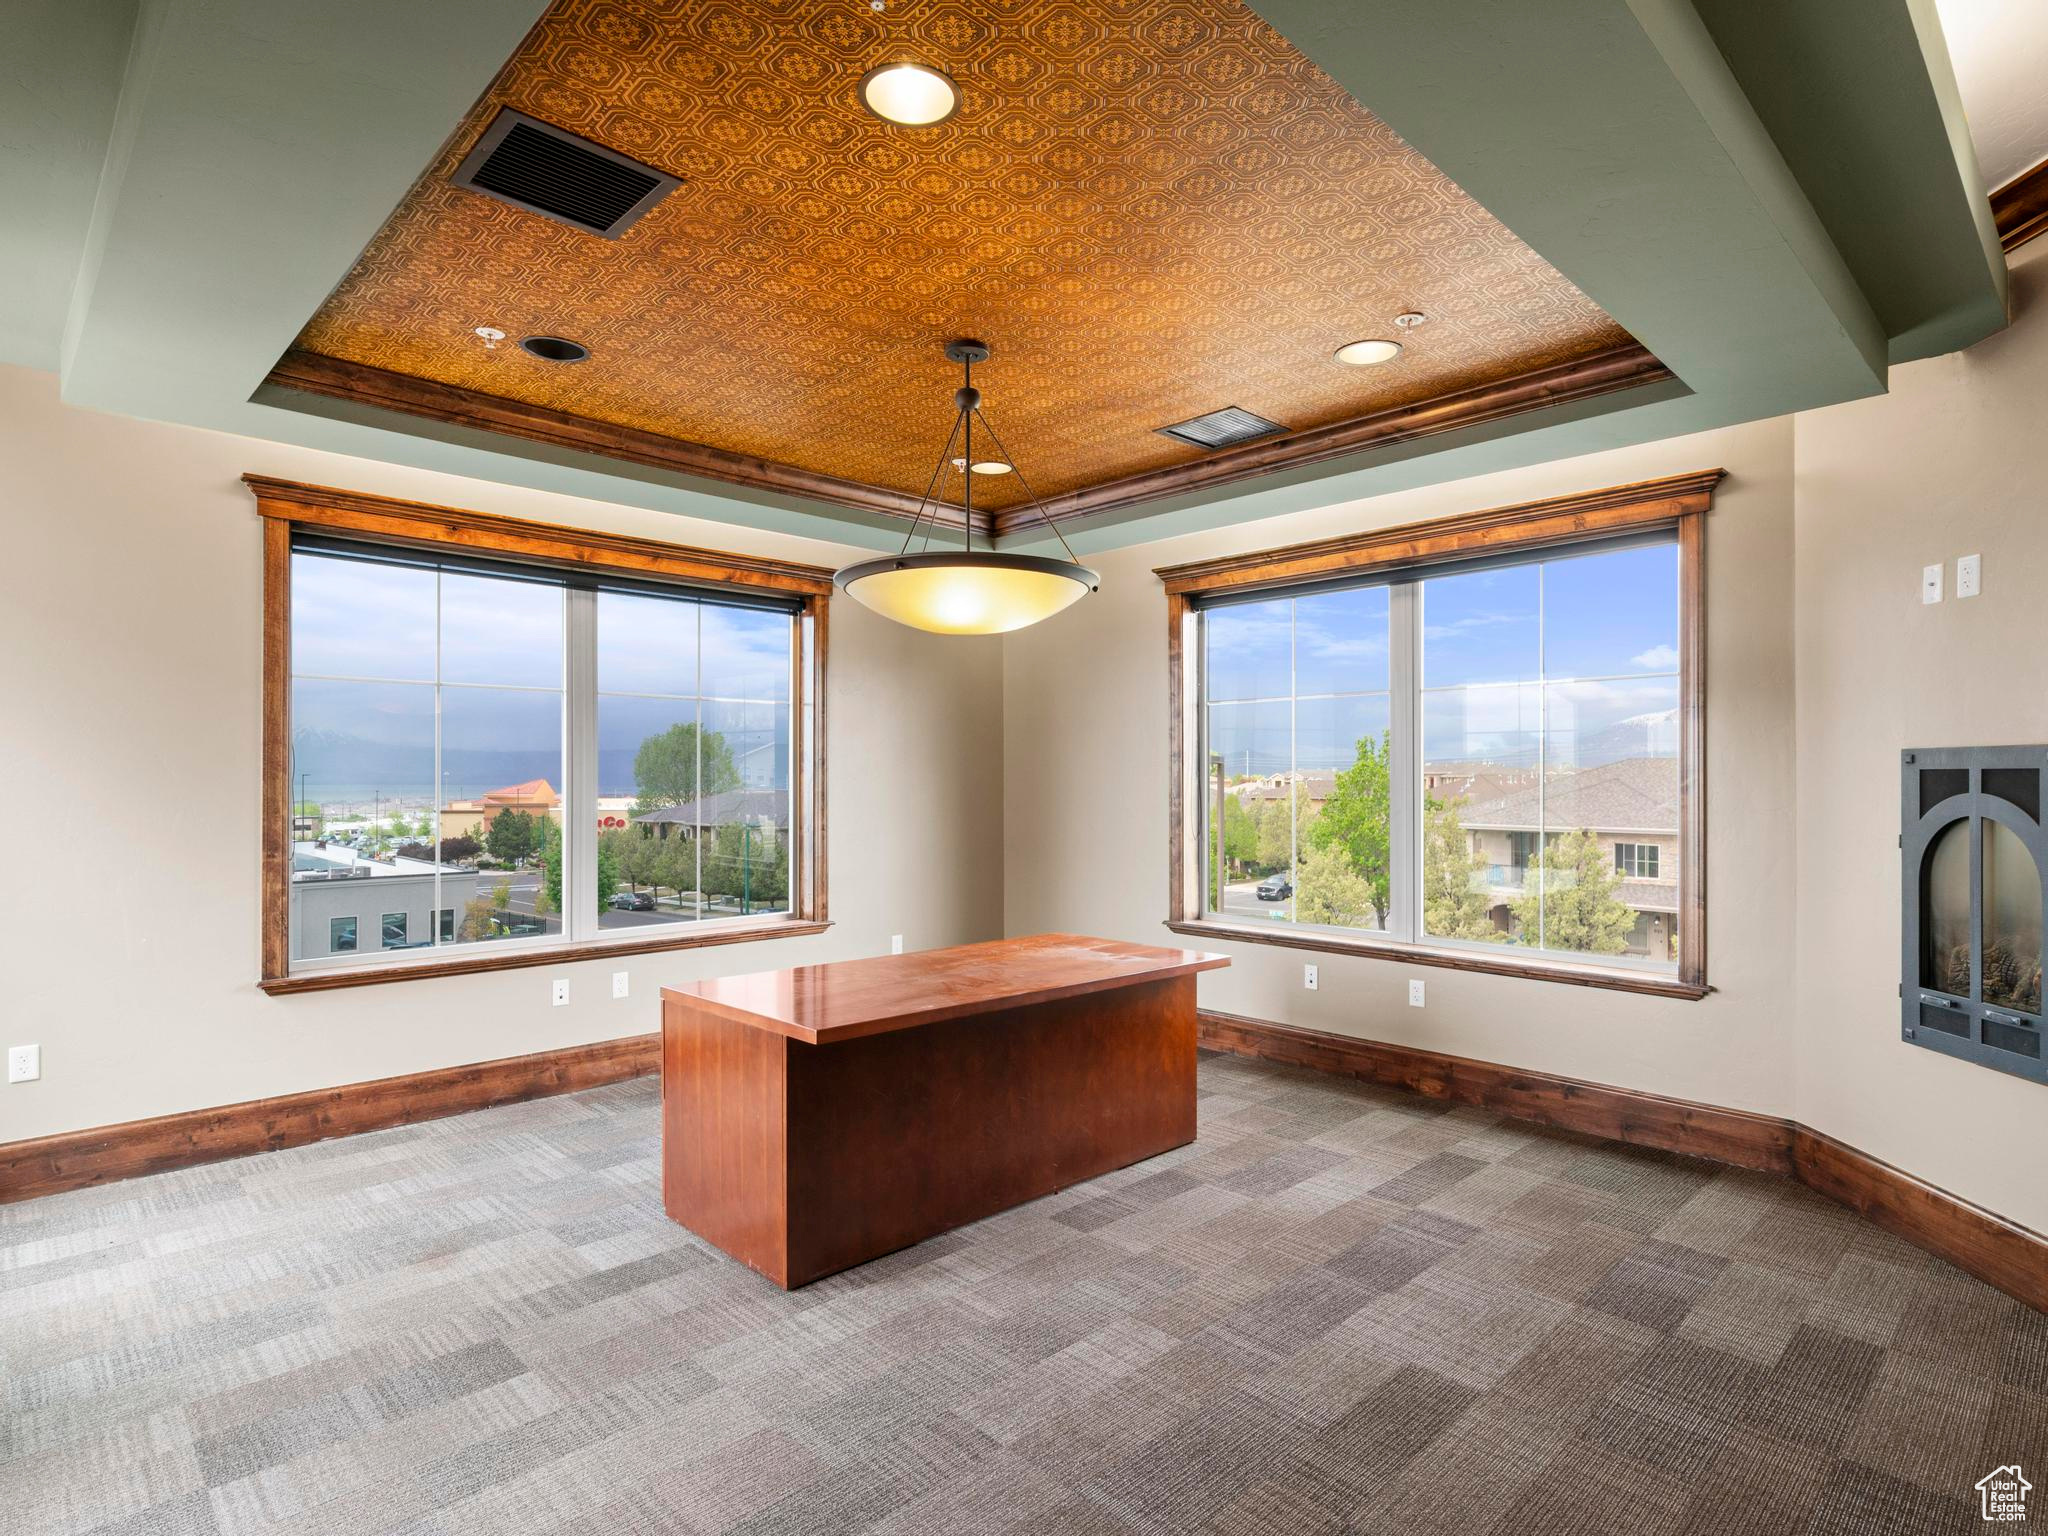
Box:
[1631,644,1679,671]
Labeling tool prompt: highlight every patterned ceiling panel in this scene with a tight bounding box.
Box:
[290,0,1646,515]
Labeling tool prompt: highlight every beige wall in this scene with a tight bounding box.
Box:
[1005,416,1802,1118]
[1007,249,2048,1236]
[1792,240,2048,1232]
[0,366,1004,1143]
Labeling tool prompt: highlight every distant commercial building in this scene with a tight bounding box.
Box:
[290,842,480,959]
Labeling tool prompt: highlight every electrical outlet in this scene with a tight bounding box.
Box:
[8,1044,40,1083]
[1303,963,1318,991]
[551,978,570,1007]
[1408,979,1425,1008]
[890,934,904,955]
[1957,553,1981,598]
[1921,563,1943,604]
[612,971,629,1000]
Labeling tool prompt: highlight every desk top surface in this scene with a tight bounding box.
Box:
[662,933,1229,1044]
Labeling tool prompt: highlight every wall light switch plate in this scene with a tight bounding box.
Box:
[8,1044,40,1083]
[1303,963,1318,991]
[1408,979,1426,1008]
[551,978,570,1007]
[1957,553,1981,598]
[890,934,904,955]
[1922,563,1943,604]
[611,971,629,999]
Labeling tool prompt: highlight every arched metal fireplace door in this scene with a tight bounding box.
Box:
[1902,746,2048,1085]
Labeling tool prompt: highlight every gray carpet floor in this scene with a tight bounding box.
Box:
[3,1050,2043,1535]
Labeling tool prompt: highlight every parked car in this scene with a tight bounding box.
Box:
[610,890,656,911]
[1256,873,1292,901]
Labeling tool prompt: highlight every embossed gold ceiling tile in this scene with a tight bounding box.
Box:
[289,0,1645,513]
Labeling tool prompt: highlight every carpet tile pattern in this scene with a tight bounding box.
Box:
[3,1051,2042,1535]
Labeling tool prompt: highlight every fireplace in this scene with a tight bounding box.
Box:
[1902,747,2047,1083]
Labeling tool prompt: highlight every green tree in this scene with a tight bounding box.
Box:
[457,895,499,943]
[1511,828,1637,954]
[1254,795,1316,873]
[702,823,788,911]
[488,809,536,865]
[596,834,620,908]
[1310,731,1392,927]
[632,724,740,813]
[538,817,563,915]
[1295,843,1375,928]
[491,878,512,910]
[1422,796,1502,942]
[654,835,695,910]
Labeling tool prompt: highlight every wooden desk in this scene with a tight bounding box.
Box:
[659,933,1229,1288]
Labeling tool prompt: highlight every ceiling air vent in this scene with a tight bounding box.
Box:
[450,108,679,238]
[1156,405,1286,450]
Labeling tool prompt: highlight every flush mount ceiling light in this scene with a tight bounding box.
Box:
[952,457,1013,475]
[836,340,1097,636]
[521,334,589,362]
[858,61,961,126]
[1334,337,1402,366]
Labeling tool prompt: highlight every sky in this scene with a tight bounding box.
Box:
[289,552,792,802]
[1205,541,1680,777]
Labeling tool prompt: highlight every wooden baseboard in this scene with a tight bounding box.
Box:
[1198,1010,2045,1314]
[0,1033,658,1204]
[1791,1125,2048,1315]
[1197,1009,1792,1174]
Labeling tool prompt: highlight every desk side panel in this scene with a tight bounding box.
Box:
[662,996,789,1286]
[782,974,1196,1285]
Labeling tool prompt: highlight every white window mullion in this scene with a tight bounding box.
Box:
[565,587,598,943]
[1389,581,1419,944]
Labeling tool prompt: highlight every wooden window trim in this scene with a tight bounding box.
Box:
[251,474,832,994]
[1158,469,1721,998]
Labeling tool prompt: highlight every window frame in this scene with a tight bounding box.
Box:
[1159,470,1717,1000]
[252,474,832,994]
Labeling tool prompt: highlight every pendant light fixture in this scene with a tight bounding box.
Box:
[836,340,1098,636]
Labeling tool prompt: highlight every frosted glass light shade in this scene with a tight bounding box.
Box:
[835,552,1097,635]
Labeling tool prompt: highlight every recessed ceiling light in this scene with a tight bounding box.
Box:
[953,458,1013,475]
[1334,338,1403,366]
[859,61,961,126]
[521,334,589,363]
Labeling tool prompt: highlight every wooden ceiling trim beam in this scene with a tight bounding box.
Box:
[264,349,988,537]
[994,345,1675,537]
[1993,157,2048,253]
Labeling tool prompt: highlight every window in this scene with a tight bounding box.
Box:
[1163,471,1715,997]
[255,476,830,991]
[1615,843,1660,879]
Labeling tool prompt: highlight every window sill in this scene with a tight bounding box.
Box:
[1163,918,1708,1000]
[260,917,832,995]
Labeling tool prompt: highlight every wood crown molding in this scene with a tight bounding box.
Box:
[264,346,1674,547]
[1000,345,1676,537]
[1198,1011,2047,1315]
[244,472,837,596]
[263,352,984,537]
[1154,467,1724,597]
[1993,157,2048,253]
[0,1034,658,1205]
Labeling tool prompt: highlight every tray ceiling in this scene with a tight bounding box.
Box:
[282,0,1654,528]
